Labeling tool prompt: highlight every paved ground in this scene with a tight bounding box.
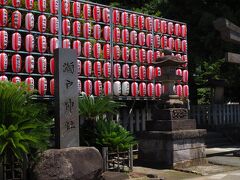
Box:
[188,170,240,180]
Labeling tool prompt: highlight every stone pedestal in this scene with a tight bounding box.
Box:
[138,108,207,168]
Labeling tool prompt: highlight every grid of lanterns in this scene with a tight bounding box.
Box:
[0,0,188,98]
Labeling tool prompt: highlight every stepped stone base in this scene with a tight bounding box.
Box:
[138,130,207,168]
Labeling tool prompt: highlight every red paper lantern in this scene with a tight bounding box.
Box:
[73,21,81,37]
[83,41,92,58]
[176,68,182,76]
[25,0,34,10]
[0,0,7,5]
[37,35,47,53]
[78,79,82,94]
[113,10,120,25]
[25,34,34,52]
[147,83,154,97]
[93,6,101,22]
[122,29,129,44]
[138,32,145,46]
[130,48,137,62]
[25,55,34,74]
[93,61,102,78]
[122,46,129,62]
[50,78,54,95]
[83,4,91,20]
[93,43,101,59]
[102,8,110,23]
[122,64,129,79]
[12,10,22,29]
[0,75,8,81]
[38,15,47,33]
[121,12,128,26]
[25,77,34,91]
[113,45,121,60]
[62,0,70,16]
[147,66,154,80]
[50,37,59,54]
[154,35,160,48]
[0,8,8,27]
[181,24,187,37]
[122,81,130,96]
[154,51,161,61]
[174,23,182,36]
[62,18,70,36]
[84,60,92,77]
[38,0,46,12]
[155,83,162,97]
[50,0,58,14]
[139,66,146,80]
[175,38,181,52]
[83,22,91,39]
[50,17,59,34]
[175,53,182,59]
[93,24,101,40]
[167,37,174,50]
[146,34,153,47]
[183,85,189,97]
[155,67,161,77]
[182,70,188,83]
[113,81,121,96]
[176,84,183,97]
[113,27,120,43]
[139,82,146,97]
[38,77,47,96]
[103,26,110,41]
[168,22,174,35]
[84,80,92,96]
[139,49,146,63]
[147,50,153,64]
[103,44,110,59]
[25,13,34,30]
[104,81,112,96]
[130,30,137,45]
[0,31,8,50]
[114,63,121,79]
[131,64,138,80]
[62,38,70,49]
[12,76,21,83]
[73,2,81,18]
[182,40,187,52]
[0,53,7,72]
[182,55,188,64]
[145,17,152,31]
[160,35,167,49]
[50,58,54,75]
[12,0,21,7]
[160,20,167,33]
[130,14,137,28]
[138,15,144,30]
[94,80,102,96]
[154,19,160,32]
[131,82,138,97]
[103,62,111,78]
[38,56,47,75]
[12,32,21,51]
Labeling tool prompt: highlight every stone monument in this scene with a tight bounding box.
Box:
[138,50,207,168]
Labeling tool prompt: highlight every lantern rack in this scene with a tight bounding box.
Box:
[0,0,188,100]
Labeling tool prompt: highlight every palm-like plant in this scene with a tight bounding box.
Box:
[0,82,52,162]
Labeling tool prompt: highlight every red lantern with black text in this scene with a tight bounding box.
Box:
[122,46,129,62]
[168,22,174,35]
[83,22,91,39]
[113,10,120,24]
[139,66,146,80]
[62,18,70,36]
[174,23,182,36]
[73,40,81,56]
[182,25,187,37]
[122,29,129,44]
[130,48,137,62]
[183,85,189,97]
[93,6,101,22]
[38,35,47,53]
[73,21,81,37]
[167,37,174,50]
[50,79,54,95]
[38,77,47,96]
[114,63,121,79]
[147,83,154,97]
[139,49,146,63]
[138,15,144,30]
[147,66,154,80]
[0,8,7,27]
[77,60,81,75]
[160,20,167,33]
[50,37,59,54]
[103,62,111,78]
[146,34,153,47]
[103,44,110,59]
[83,4,91,20]
[94,61,102,78]
[84,60,92,77]
[25,0,34,10]
[103,26,110,41]
[138,32,145,46]
[38,15,47,33]
[154,34,160,48]
[73,2,81,18]
[139,82,146,97]
[154,51,161,61]
[83,41,92,58]
[113,81,121,96]
[78,79,82,94]
[63,38,70,49]
[38,0,46,12]
[161,35,167,49]
[94,80,102,96]
[104,81,112,96]
[102,8,110,23]
[113,27,120,43]
[25,34,34,52]
[183,70,188,83]
[93,24,101,40]
[12,0,21,7]
[145,17,152,31]
[182,40,187,52]
[50,0,58,14]
[131,82,138,96]
[121,12,128,26]
[12,10,22,29]
[113,45,121,60]
[62,0,70,16]
[84,80,92,96]
[25,77,34,91]
[155,83,162,97]
[38,56,47,75]
[50,58,54,75]
[12,33,21,51]
[12,76,21,83]
[25,13,34,30]
[155,67,161,77]
[175,38,181,52]
[50,17,58,34]
[130,14,137,28]
[147,50,153,64]
[0,75,8,81]
[130,30,137,45]
[0,53,7,72]
[131,64,138,80]
[122,81,130,96]
[154,19,160,32]
[25,55,34,74]
[93,43,101,59]
[122,64,129,79]
[176,84,183,97]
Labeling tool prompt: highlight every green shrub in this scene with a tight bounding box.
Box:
[0,82,52,162]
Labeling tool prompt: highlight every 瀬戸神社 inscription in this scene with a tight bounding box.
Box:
[54,48,79,149]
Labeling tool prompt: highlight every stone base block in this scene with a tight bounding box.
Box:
[146,119,196,131]
[152,108,188,120]
[137,130,207,168]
